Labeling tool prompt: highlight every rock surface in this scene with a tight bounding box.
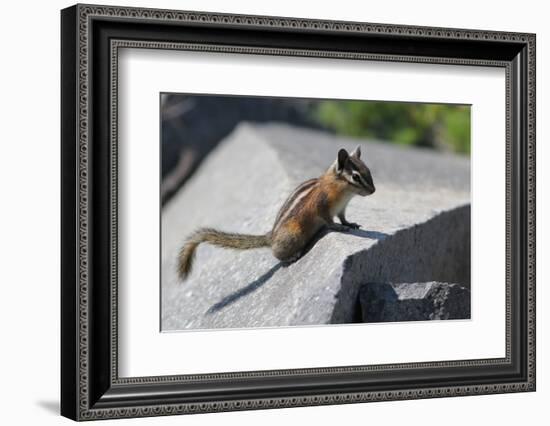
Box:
[161,123,471,330]
[359,282,471,322]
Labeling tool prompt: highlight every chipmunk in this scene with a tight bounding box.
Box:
[177,146,375,281]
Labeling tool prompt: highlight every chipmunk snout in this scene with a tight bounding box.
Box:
[356,183,375,196]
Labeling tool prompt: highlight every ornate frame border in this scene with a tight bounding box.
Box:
[61,3,536,421]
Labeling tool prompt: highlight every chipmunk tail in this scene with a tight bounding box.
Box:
[177,228,271,281]
[177,238,201,281]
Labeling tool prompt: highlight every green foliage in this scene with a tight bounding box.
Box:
[313,100,470,154]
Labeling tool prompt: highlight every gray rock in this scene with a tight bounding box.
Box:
[359,282,471,322]
[161,123,471,330]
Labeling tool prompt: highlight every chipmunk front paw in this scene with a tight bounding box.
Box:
[344,222,361,229]
[339,220,361,229]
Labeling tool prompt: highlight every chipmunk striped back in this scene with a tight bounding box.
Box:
[272,178,318,234]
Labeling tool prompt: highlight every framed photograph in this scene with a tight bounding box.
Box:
[61,3,536,421]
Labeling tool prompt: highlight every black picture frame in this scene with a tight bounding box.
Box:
[61,4,536,421]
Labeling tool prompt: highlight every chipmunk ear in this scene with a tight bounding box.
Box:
[336,148,349,172]
[350,145,361,159]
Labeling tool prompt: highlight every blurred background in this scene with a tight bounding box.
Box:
[161,94,470,204]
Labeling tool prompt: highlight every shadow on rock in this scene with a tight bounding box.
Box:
[346,229,389,240]
[207,262,284,314]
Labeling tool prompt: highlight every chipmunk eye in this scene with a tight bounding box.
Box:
[352,174,360,182]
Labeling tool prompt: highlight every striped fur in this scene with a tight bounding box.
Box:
[177,228,271,280]
[272,178,318,232]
